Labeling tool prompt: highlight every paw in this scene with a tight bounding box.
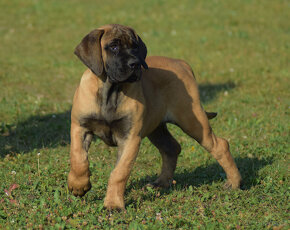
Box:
[104,196,125,210]
[223,179,241,190]
[147,177,172,189]
[68,171,91,197]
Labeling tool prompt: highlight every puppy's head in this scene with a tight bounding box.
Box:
[74,24,148,83]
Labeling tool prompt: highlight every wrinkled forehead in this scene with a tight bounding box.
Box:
[101,24,137,45]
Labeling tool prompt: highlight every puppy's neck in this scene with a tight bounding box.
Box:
[103,80,120,105]
[96,75,139,116]
[97,78,122,115]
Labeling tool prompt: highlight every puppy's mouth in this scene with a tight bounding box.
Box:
[126,69,142,83]
[107,58,147,84]
[108,68,142,83]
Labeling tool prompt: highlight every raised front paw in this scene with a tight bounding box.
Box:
[68,171,91,197]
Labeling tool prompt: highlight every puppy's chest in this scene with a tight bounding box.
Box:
[80,114,131,146]
[79,85,132,146]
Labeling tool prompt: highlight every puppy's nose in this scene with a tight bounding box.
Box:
[128,60,140,69]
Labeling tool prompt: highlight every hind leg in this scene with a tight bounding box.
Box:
[176,105,241,189]
[148,124,181,188]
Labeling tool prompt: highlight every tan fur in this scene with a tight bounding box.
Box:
[68,25,241,210]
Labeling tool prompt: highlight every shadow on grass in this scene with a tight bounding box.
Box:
[0,81,235,157]
[199,81,235,104]
[0,111,71,157]
[126,157,273,206]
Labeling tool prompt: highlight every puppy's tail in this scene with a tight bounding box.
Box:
[206,112,217,120]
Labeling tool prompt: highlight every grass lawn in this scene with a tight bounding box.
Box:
[0,0,289,229]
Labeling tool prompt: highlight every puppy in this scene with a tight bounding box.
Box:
[68,24,241,210]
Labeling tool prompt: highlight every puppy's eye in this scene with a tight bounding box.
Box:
[110,45,119,52]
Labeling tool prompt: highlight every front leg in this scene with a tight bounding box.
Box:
[68,122,93,196]
[104,136,141,210]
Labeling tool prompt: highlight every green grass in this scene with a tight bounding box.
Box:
[0,0,289,228]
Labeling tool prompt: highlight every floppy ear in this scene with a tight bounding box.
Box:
[74,29,105,78]
[137,35,148,69]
